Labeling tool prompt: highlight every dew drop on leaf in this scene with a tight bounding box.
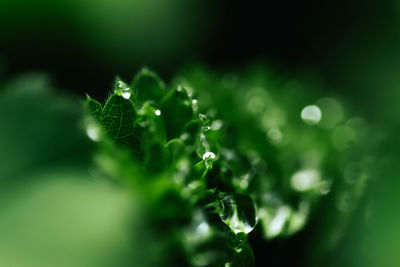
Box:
[202,151,216,168]
[121,91,131,99]
[199,113,212,131]
[218,193,257,234]
[202,151,216,161]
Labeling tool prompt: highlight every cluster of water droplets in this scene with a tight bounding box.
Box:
[83,71,372,267]
[114,80,132,100]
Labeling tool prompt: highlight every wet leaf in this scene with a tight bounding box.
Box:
[86,94,102,121]
[131,68,166,104]
[160,86,194,139]
[101,94,141,153]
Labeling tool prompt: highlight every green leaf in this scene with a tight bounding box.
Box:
[131,68,166,104]
[230,233,255,267]
[139,103,167,144]
[204,164,234,192]
[101,93,141,154]
[160,86,194,139]
[81,67,368,267]
[182,120,201,146]
[85,94,102,121]
[137,104,168,171]
[165,138,186,163]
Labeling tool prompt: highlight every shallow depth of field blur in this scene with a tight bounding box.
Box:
[1,1,400,266]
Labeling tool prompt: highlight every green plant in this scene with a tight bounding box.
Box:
[84,67,370,266]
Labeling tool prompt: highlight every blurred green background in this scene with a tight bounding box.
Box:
[1,0,400,266]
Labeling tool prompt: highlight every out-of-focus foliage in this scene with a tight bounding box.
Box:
[0,75,143,267]
[84,66,371,266]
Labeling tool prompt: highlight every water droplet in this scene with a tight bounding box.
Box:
[319,180,332,195]
[197,133,212,160]
[192,99,199,113]
[155,109,161,116]
[86,123,101,142]
[218,193,257,234]
[177,84,193,97]
[202,151,216,161]
[185,87,193,97]
[202,151,216,168]
[180,133,190,141]
[291,169,321,192]
[196,221,210,236]
[117,80,130,90]
[121,91,131,99]
[301,105,322,125]
[199,113,212,131]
